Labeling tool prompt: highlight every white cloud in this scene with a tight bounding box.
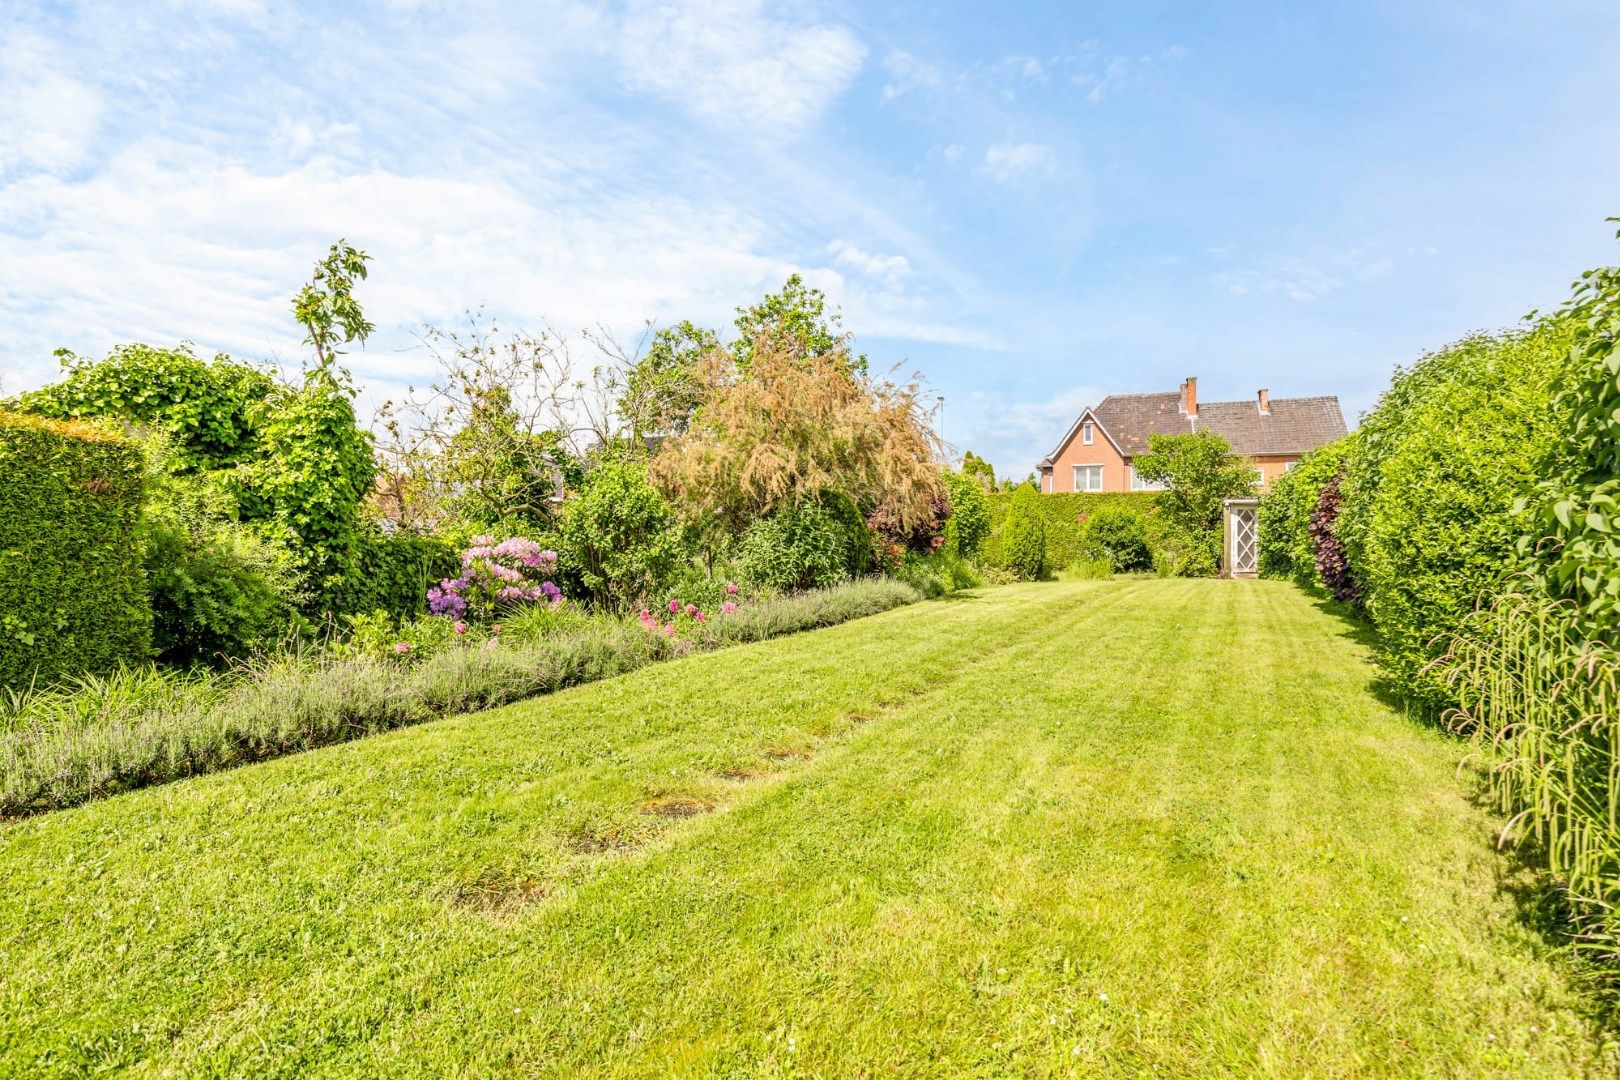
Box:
[826,239,911,286]
[980,142,1053,182]
[614,0,866,129]
[881,49,943,102]
[0,34,103,176]
[1211,242,1405,302]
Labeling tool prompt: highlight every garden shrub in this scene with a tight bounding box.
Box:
[332,528,461,623]
[560,457,689,611]
[237,366,377,610]
[0,413,151,690]
[737,499,854,592]
[1133,431,1254,577]
[1337,317,1575,714]
[1077,503,1152,572]
[820,490,874,577]
[1522,234,1620,637]
[1000,484,1047,581]
[141,456,302,666]
[1309,469,1360,604]
[12,343,275,472]
[982,492,1158,572]
[941,469,990,558]
[1257,442,1350,583]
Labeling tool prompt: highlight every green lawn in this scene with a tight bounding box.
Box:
[1,580,1612,1076]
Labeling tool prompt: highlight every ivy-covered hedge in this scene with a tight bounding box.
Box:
[0,413,151,689]
[983,491,1159,572]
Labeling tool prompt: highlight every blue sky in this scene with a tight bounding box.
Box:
[2,0,1617,476]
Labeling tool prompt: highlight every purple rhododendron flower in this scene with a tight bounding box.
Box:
[426,537,567,620]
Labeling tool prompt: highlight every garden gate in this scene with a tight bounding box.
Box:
[1222,498,1259,578]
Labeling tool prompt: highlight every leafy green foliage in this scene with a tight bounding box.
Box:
[238,367,377,609]
[1000,484,1047,581]
[982,491,1159,571]
[440,385,571,532]
[0,413,151,689]
[1133,432,1254,577]
[619,321,719,439]
[737,499,856,592]
[819,490,875,577]
[560,457,690,611]
[1257,442,1351,583]
[140,442,302,666]
[1523,223,1620,636]
[960,450,995,489]
[293,240,374,369]
[1077,503,1152,572]
[1337,318,1574,714]
[732,274,866,374]
[11,344,274,472]
[331,529,462,624]
[941,469,990,558]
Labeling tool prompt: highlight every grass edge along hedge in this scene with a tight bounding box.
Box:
[0,412,151,691]
[982,490,1159,573]
[0,577,923,817]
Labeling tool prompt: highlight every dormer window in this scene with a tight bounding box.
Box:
[1082,422,1094,445]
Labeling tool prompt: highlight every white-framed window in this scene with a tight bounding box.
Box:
[1129,465,1166,492]
[1072,464,1104,492]
[1252,467,1265,486]
[1283,460,1298,473]
[1082,422,1094,445]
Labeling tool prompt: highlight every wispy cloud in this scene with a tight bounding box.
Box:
[881,49,943,102]
[827,239,911,286]
[614,0,866,130]
[0,33,103,176]
[1210,242,1415,302]
[980,142,1053,182]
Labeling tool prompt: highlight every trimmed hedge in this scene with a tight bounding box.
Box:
[1337,319,1575,715]
[1257,440,1354,584]
[332,528,462,623]
[983,491,1159,572]
[0,413,151,689]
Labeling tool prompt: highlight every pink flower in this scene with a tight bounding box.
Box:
[664,624,677,636]
[725,582,739,595]
[721,601,737,614]
[668,599,681,613]
[491,624,502,635]
[453,621,468,636]
[393,642,411,654]
[684,603,698,617]
[694,611,706,622]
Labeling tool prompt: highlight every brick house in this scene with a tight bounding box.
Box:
[1037,378,1348,494]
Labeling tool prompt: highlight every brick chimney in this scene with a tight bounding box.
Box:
[1179,377,1198,417]
[1257,388,1271,415]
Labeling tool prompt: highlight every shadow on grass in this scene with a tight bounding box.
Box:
[1290,575,1620,1032]
[1483,811,1620,1035]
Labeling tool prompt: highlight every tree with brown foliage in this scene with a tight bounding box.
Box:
[650,333,944,543]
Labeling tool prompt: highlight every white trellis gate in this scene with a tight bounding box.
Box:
[1222,497,1260,578]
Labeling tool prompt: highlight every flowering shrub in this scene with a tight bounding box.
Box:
[428,536,561,622]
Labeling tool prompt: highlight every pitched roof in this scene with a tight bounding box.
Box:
[1050,391,1347,460]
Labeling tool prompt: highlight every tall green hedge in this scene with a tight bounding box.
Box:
[0,413,151,689]
[1335,319,1575,715]
[983,491,1159,571]
[1257,439,1354,584]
